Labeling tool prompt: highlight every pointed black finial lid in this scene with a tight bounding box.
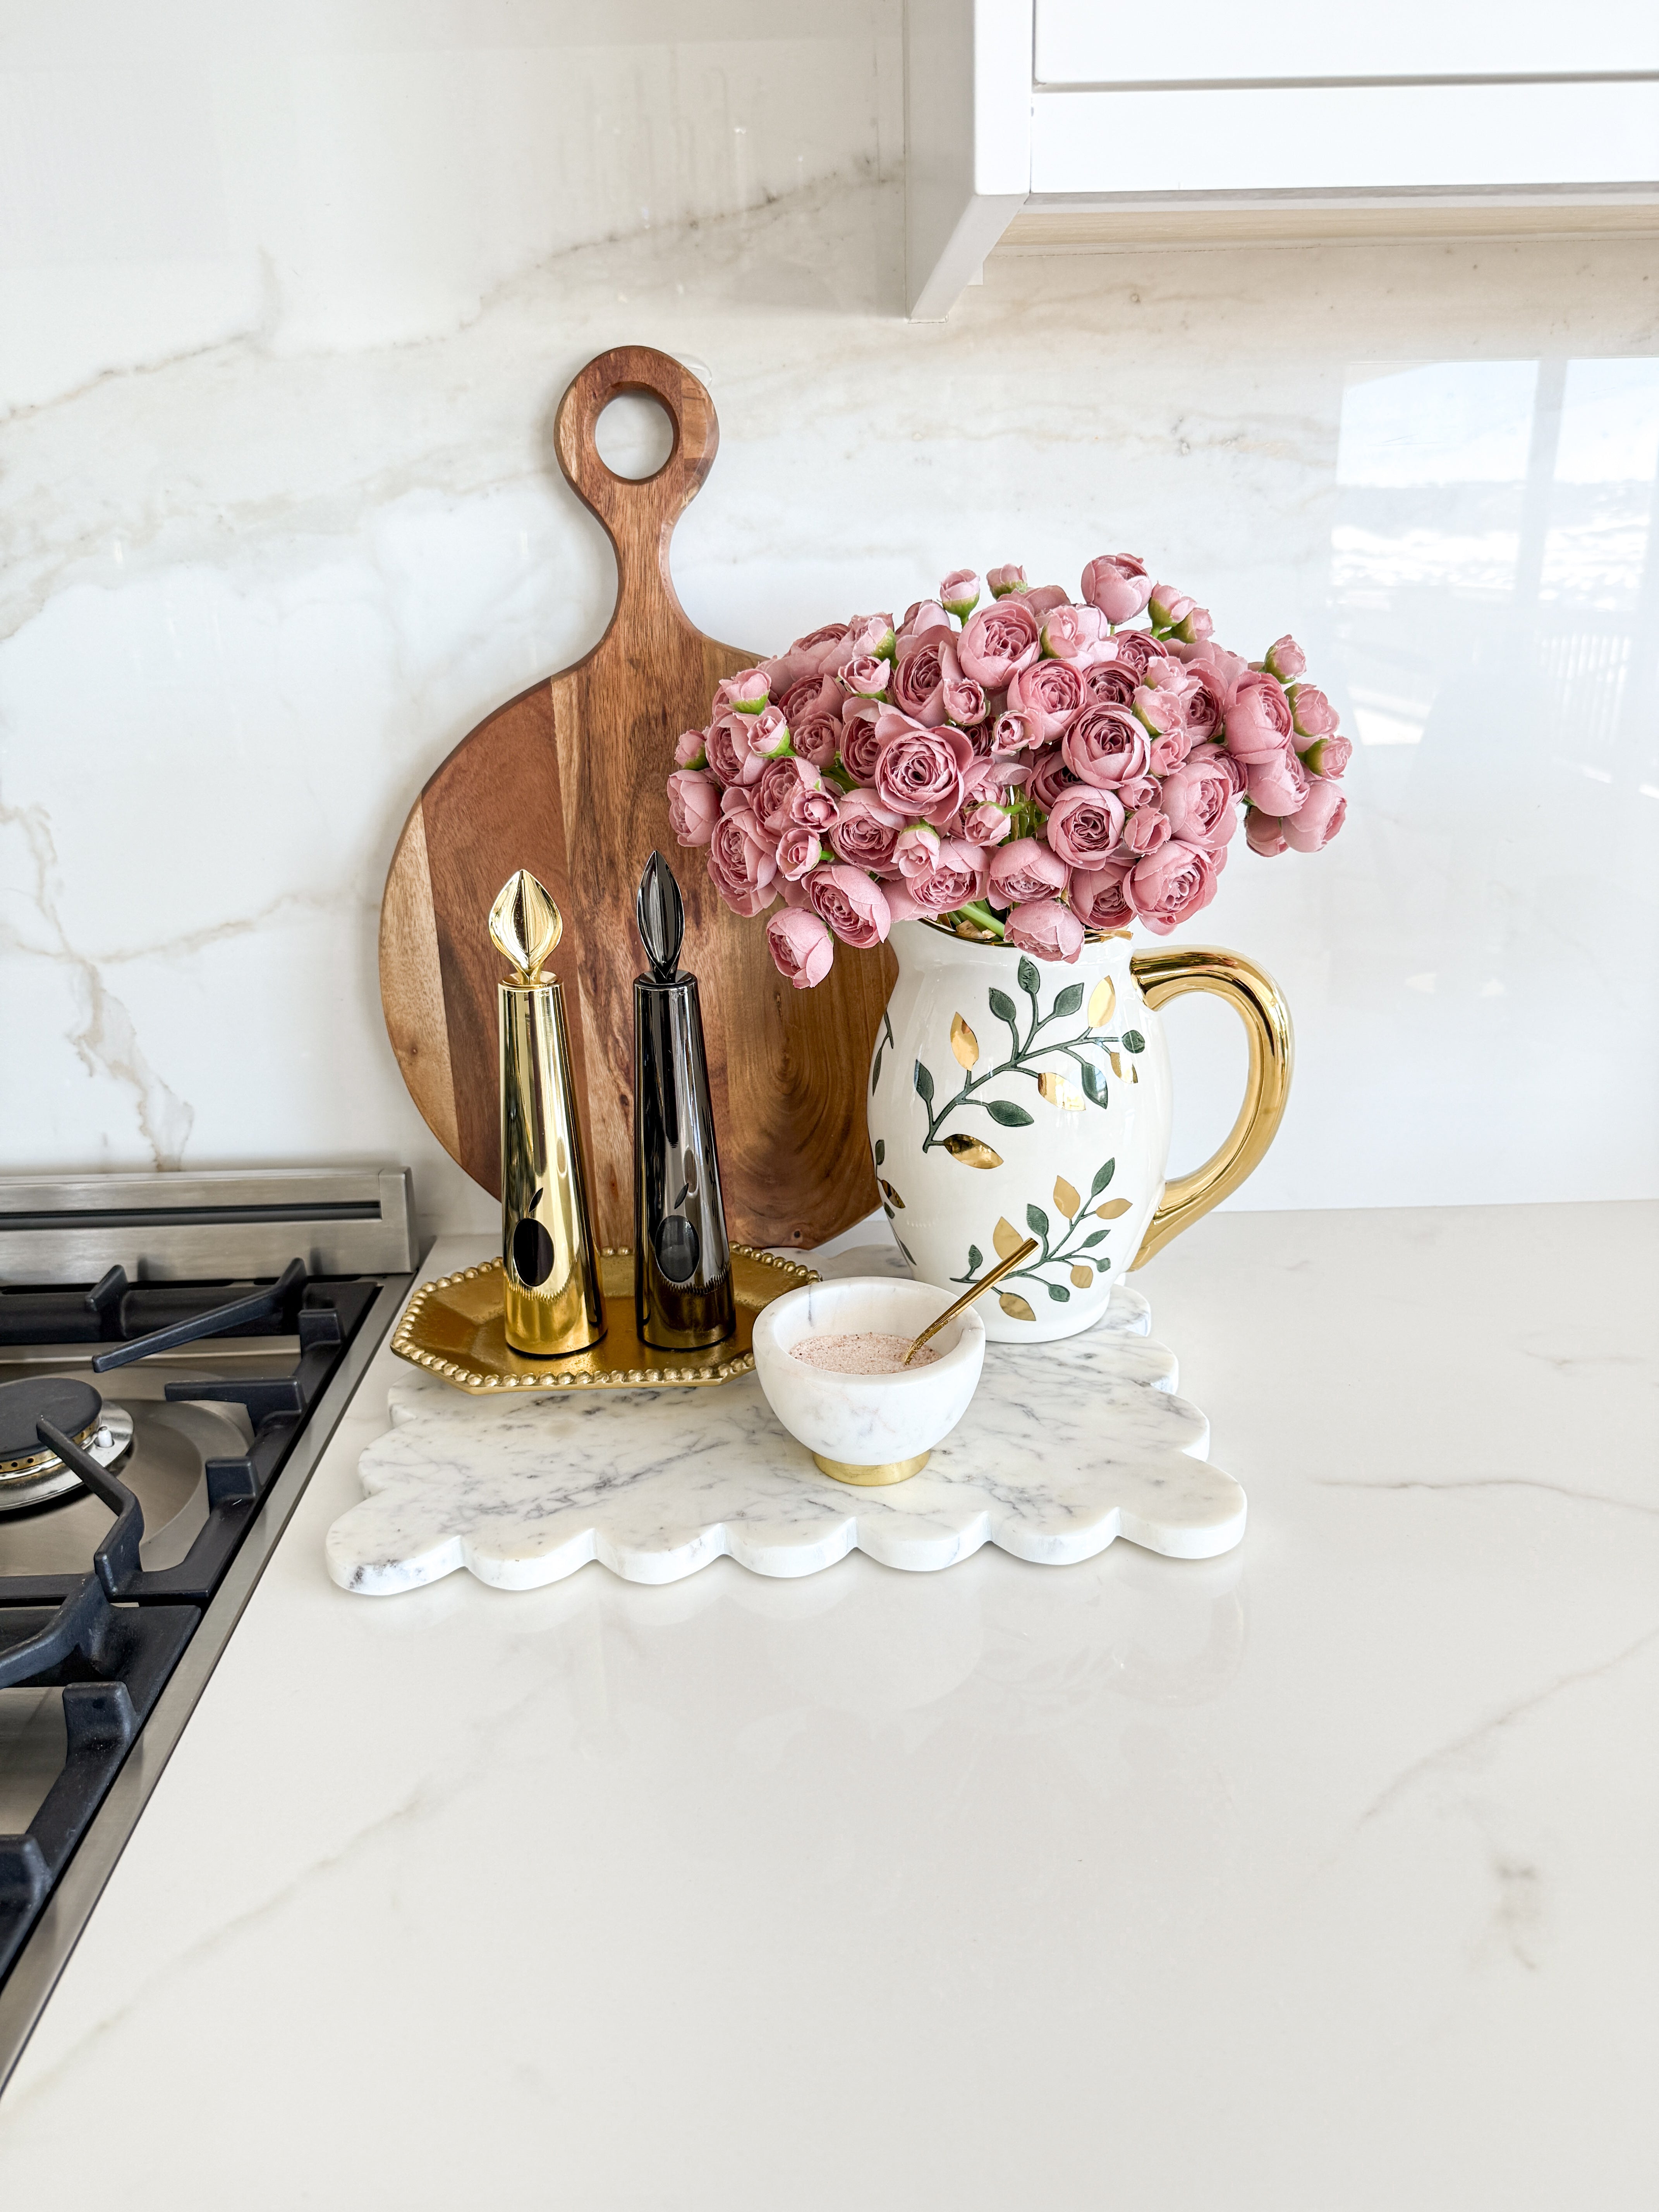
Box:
[636,852,685,982]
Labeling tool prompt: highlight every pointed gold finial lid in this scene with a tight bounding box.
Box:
[489,871,563,984]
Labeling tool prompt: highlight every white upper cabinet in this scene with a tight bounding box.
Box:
[1033,0,1659,84]
[905,0,1659,318]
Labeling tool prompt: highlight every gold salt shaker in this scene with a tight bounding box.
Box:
[489,871,606,1358]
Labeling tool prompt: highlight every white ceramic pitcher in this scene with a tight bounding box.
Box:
[866,921,1293,1343]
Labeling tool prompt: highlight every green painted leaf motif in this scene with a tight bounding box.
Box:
[987,987,1018,1025]
[1026,1203,1050,1239]
[1017,956,1041,1000]
[914,1059,935,1104]
[1082,1229,1108,1248]
[1079,1060,1109,1108]
[896,1238,915,1264]
[966,1243,983,1273]
[1046,1282,1071,1302]
[873,1138,885,1168]
[1090,1158,1117,1197]
[871,1048,884,1095]
[1121,1029,1146,1054]
[1053,982,1085,1018]
[984,1099,1035,1128]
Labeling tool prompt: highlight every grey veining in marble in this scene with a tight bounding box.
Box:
[326,1267,1243,1593]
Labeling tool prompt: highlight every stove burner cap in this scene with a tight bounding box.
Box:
[0,1376,103,1475]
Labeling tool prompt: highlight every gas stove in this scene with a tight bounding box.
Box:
[0,1169,418,2086]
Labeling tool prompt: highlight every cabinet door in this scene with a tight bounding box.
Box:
[1034,0,1659,84]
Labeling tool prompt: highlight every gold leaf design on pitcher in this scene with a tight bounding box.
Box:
[941,1134,1003,1169]
[950,1014,979,1068]
[1087,977,1116,1029]
[999,1291,1037,1323]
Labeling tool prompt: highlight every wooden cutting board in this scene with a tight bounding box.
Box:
[378,345,894,1252]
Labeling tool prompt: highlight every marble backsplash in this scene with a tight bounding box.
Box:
[2,7,1656,1237]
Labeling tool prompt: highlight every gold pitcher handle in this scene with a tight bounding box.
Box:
[1128,946,1293,1269]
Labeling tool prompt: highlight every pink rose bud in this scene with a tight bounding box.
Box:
[666,769,722,847]
[1080,553,1153,627]
[892,640,948,725]
[1283,777,1347,852]
[707,810,779,919]
[1006,895,1085,965]
[1070,859,1135,931]
[1025,750,1077,812]
[956,597,1043,689]
[776,824,823,880]
[1063,704,1150,788]
[838,654,893,700]
[747,704,793,761]
[873,713,973,825]
[1289,685,1340,743]
[1022,585,1072,617]
[1159,757,1239,849]
[1148,727,1191,777]
[766,907,835,989]
[986,564,1027,598]
[791,785,841,831]
[941,675,990,728]
[1245,808,1289,859]
[1044,785,1127,868]
[804,863,892,949]
[1127,839,1222,936]
[1006,658,1083,745]
[846,614,897,662]
[1039,604,1107,663]
[752,754,824,836]
[837,702,886,786]
[963,800,1015,847]
[1147,584,1196,633]
[674,728,709,769]
[939,570,982,621]
[1133,682,1185,738]
[716,668,771,715]
[1123,807,1172,857]
[991,711,1036,756]
[1302,733,1351,778]
[1264,636,1307,683]
[988,836,1069,907]
[827,788,904,872]
[1245,745,1310,819]
[1223,672,1296,763]
[1170,604,1213,647]
[895,824,941,880]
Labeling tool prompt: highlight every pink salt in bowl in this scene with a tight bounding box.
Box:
[750,1276,987,1486]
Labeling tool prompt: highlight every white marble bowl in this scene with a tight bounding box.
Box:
[750,1276,987,1484]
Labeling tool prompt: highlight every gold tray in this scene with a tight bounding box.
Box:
[391,1245,818,1395]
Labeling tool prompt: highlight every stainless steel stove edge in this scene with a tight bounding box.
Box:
[0,1167,419,1284]
[0,1257,423,2096]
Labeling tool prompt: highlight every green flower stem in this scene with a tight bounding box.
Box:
[948,901,1007,938]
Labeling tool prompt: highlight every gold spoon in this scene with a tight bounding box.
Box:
[902,1237,1040,1365]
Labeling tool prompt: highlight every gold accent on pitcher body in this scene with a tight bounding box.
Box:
[1128,945,1293,1269]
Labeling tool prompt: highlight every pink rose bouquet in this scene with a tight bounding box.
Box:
[666,559,1349,984]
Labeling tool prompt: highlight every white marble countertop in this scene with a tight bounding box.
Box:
[2,1201,1655,2207]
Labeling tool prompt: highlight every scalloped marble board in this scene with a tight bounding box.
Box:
[326,1246,1245,1595]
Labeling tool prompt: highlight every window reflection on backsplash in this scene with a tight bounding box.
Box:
[1333,353,1658,781]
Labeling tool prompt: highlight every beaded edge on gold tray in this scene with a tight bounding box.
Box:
[390,1244,817,1394]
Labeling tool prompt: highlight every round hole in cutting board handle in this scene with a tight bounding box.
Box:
[593,393,676,481]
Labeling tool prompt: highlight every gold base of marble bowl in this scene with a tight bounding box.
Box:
[392,1246,818,1395]
[810,1449,933,1486]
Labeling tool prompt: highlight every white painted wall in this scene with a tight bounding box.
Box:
[2,2,1655,1237]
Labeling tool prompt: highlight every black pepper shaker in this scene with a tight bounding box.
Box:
[633,853,736,1351]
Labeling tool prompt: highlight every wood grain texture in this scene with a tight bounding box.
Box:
[379,345,892,1249]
